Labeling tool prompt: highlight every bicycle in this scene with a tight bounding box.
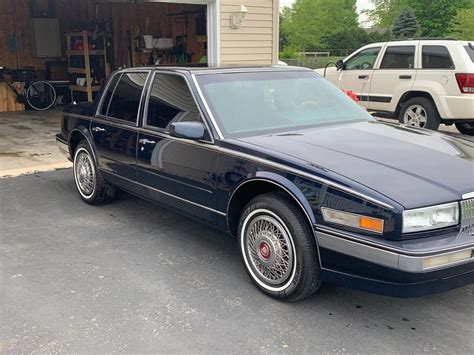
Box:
[0,67,57,111]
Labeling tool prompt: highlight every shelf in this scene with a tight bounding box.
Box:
[68,67,86,74]
[67,50,105,56]
[69,85,101,92]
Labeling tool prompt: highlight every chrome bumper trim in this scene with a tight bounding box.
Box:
[316,231,474,273]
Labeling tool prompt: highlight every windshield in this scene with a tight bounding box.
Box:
[196,71,373,138]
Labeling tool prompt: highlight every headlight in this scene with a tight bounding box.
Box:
[402,202,459,233]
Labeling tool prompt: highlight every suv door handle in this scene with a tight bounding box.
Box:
[358,75,369,79]
[399,75,412,79]
[92,126,106,132]
[139,138,156,145]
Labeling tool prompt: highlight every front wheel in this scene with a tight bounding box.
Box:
[399,97,440,130]
[455,122,474,136]
[238,193,321,302]
[73,141,115,205]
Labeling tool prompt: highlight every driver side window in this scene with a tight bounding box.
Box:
[145,73,201,131]
[345,47,381,70]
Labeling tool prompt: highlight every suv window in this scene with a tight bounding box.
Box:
[345,47,381,70]
[107,72,148,123]
[146,73,201,131]
[465,45,474,62]
[99,73,121,116]
[380,46,415,69]
[422,46,454,69]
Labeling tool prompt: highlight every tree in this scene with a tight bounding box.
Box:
[391,7,419,39]
[363,0,409,29]
[409,0,470,37]
[280,0,359,51]
[450,7,474,40]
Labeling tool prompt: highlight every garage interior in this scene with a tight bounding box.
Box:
[0,0,208,109]
[0,0,212,176]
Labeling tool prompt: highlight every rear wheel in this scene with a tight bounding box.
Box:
[73,141,115,205]
[399,97,440,131]
[238,193,321,302]
[455,122,474,136]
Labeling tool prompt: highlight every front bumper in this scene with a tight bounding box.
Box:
[56,134,71,161]
[316,226,474,297]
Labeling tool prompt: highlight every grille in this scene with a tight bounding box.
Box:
[461,198,474,235]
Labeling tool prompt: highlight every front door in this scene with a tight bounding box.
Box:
[338,46,382,109]
[91,72,149,182]
[136,72,218,223]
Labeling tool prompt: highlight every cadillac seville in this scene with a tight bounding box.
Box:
[56,66,474,301]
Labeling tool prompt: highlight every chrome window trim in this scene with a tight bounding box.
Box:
[95,70,151,127]
[144,71,215,144]
[191,73,224,139]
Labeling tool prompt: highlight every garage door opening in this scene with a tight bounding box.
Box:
[0,0,215,105]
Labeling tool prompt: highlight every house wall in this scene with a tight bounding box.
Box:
[219,0,278,66]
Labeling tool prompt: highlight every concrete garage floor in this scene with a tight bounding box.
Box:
[1,170,473,353]
[0,109,71,178]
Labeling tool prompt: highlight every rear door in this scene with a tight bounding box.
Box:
[136,72,218,223]
[368,44,417,112]
[338,46,382,108]
[92,71,149,181]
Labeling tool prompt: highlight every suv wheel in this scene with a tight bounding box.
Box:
[73,141,115,205]
[455,122,474,136]
[399,97,440,130]
[238,192,321,302]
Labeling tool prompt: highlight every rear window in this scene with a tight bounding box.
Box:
[107,72,148,123]
[380,46,415,69]
[422,46,454,69]
[465,45,474,62]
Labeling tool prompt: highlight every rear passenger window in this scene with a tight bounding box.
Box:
[99,73,120,116]
[107,72,148,123]
[380,46,415,69]
[145,73,201,131]
[422,46,454,69]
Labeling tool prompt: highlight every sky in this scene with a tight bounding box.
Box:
[279,0,375,26]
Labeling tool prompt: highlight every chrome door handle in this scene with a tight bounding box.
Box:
[139,138,156,145]
[92,126,106,132]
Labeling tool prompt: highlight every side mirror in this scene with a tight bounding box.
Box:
[169,121,206,140]
[336,60,345,70]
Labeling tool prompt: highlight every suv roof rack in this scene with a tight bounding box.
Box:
[396,37,458,41]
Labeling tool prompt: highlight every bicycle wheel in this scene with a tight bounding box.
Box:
[26,80,56,110]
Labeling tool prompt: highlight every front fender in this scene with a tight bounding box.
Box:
[229,171,317,225]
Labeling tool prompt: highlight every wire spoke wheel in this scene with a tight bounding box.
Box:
[244,213,295,287]
[403,104,427,128]
[74,149,96,197]
[26,81,56,111]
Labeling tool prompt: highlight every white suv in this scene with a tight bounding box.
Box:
[317,40,474,135]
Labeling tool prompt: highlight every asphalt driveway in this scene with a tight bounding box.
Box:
[1,169,473,354]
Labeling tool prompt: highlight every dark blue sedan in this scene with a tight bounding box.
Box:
[56,66,474,301]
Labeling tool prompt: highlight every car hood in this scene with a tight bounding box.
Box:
[236,121,474,209]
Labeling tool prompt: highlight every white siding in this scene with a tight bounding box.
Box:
[219,0,278,65]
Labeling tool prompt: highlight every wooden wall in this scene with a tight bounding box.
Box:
[0,0,206,72]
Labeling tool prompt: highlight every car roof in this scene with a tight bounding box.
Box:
[120,65,311,75]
